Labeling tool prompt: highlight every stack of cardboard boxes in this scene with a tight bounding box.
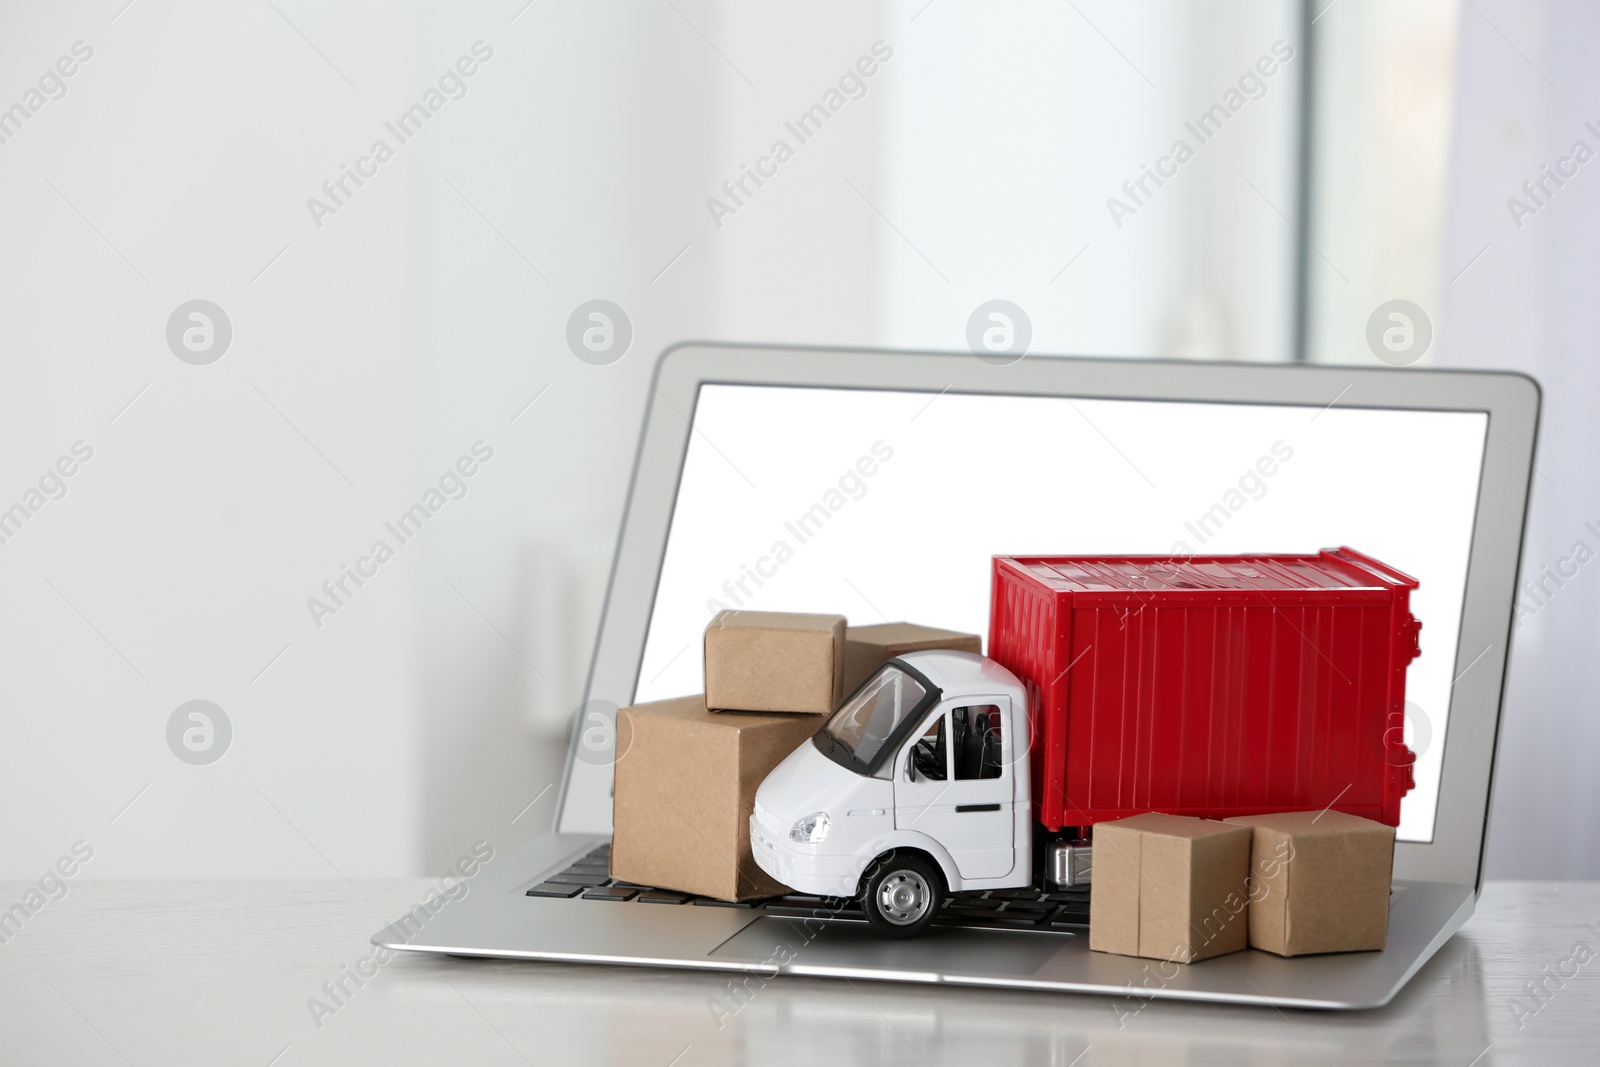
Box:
[1088,810,1397,961]
[611,611,980,901]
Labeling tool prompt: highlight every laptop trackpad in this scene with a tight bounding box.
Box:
[709,917,1074,979]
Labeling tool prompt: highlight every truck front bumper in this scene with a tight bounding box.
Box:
[749,814,861,899]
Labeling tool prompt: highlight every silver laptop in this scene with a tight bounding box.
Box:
[374,343,1538,1010]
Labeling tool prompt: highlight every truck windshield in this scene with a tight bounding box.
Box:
[816,662,937,775]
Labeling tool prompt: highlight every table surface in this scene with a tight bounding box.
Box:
[1,879,1596,1066]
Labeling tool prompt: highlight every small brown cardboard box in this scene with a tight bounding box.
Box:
[1089,813,1253,963]
[841,622,984,696]
[704,610,847,714]
[611,694,820,900]
[1224,810,1395,956]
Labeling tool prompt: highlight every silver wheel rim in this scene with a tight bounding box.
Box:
[876,869,933,925]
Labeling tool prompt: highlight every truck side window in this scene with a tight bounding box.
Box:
[910,715,947,781]
[952,705,1003,780]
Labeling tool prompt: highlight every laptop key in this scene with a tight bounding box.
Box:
[526,882,585,898]
[1043,891,1091,904]
[692,898,763,909]
[988,913,1048,927]
[990,889,1048,902]
[548,873,610,887]
[637,892,691,905]
[946,897,1003,911]
[1002,902,1055,915]
[1048,903,1089,923]
[583,886,639,902]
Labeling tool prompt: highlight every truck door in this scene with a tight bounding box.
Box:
[893,699,1016,880]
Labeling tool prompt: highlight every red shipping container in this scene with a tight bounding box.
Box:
[988,548,1420,832]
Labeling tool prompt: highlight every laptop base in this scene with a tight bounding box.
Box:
[374,834,1474,1010]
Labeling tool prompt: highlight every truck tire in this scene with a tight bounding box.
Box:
[860,852,944,938]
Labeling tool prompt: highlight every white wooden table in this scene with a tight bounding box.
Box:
[1,880,1595,1065]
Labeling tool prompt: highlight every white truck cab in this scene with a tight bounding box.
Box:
[750,650,1033,936]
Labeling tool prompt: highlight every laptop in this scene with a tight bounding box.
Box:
[374,342,1538,1010]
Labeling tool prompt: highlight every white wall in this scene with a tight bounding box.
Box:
[1435,0,1600,879]
[2,0,1314,879]
[1305,0,1461,366]
[0,0,430,878]
[878,1,1299,361]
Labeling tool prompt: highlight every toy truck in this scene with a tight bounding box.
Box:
[750,548,1420,936]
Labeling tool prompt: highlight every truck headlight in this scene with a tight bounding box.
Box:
[788,812,830,844]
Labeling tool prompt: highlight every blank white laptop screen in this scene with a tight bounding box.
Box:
[635,384,1489,844]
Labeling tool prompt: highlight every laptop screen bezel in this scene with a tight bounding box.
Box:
[558,342,1539,893]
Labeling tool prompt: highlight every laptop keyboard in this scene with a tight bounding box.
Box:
[526,845,1091,931]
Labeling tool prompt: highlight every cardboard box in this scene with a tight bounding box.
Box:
[841,622,984,695]
[611,694,820,900]
[1089,813,1252,963]
[704,610,846,714]
[1224,810,1396,956]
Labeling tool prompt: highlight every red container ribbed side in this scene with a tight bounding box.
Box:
[988,550,1418,831]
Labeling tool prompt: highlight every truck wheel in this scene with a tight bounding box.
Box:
[861,853,944,938]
